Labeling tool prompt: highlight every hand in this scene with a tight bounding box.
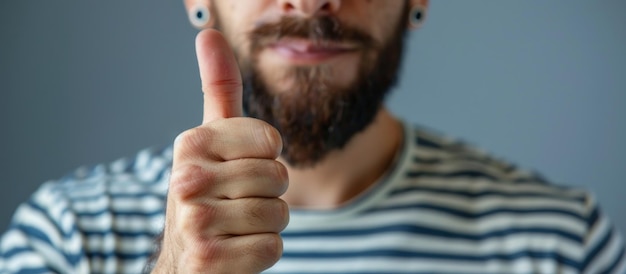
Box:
[152,29,289,274]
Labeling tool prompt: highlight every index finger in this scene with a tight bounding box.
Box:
[195,29,243,124]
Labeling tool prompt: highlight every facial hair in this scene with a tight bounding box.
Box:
[239,5,409,168]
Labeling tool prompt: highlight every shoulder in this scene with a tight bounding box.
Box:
[1,146,172,273]
[41,145,172,240]
[400,124,590,212]
[395,125,594,243]
[384,124,626,272]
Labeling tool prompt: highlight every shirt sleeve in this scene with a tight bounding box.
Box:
[0,182,88,274]
[580,194,626,274]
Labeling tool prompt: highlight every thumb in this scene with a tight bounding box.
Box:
[196,29,243,124]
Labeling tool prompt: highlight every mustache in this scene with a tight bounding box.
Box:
[248,16,377,49]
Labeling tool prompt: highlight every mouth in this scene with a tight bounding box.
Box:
[268,38,360,65]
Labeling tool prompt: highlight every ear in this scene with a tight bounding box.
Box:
[408,0,428,30]
[184,0,214,29]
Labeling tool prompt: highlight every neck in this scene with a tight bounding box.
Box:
[279,108,403,210]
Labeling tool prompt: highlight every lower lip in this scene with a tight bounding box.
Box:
[270,45,354,64]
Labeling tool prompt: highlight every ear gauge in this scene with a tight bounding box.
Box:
[409,6,425,28]
[189,4,210,29]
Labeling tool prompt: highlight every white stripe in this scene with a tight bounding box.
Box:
[87,257,146,274]
[611,251,626,274]
[4,252,47,273]
[70,195,163,215]
[84,233,155,254]
[401,176,586,198]
[32,184,78,234]
[14,205,85,257]
[14,205,81,250]
[269,255,581,274]
[77,214,163,234]
[381,190,586,217]
[30,238,77,273]
[409,158,517,179]
[0,230,27,251]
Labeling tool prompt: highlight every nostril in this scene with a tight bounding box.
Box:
[320,3,331,11]
[282,3,295,12]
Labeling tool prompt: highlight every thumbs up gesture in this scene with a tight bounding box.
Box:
[153,30,289,274]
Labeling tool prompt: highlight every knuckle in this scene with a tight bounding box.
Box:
[174,127,214,160]
[272,161,289,192]
[169,164,216,200]
[203,78,242,93]
[244,199,266,224]
[249,160,288,185]
[244,199,289,233]
[177,205,213,234]
[259,122,283,158]
[277,199,290,231]
[186,238,225,270]
[248,234,283,269]
[262,234,284,265]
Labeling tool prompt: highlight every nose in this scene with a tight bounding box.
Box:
[277,0,341,17]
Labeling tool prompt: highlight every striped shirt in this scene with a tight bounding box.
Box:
[1,123,624,274]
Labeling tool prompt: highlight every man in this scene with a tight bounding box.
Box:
[1,0,624,273]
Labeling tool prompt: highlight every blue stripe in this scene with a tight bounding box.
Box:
[81,229,157,238]
[85,250,153,261]
[2,246,33,258]
[24,199,69,239]
[7,229,156,262]
[281,249,580,269]
[413,152,516,165]
[282,224,582,243]
[406,170,549,184]
[587,205,600,229]
[70,191,165,202]
[2,247,69,273]
[13,218,158,242]
[415,136,444,149]
[365,203,587,223]
[412,156,445,164]
[389,185,586,203]
[406,170,502,181]
[582,224,616,272]
[24,198,158,244]
[412,156,515,172]
[74,208,164,218]
[15,267,54,274]
[513,176,548,184]
[13,224,84,266]
[153,168,170,183]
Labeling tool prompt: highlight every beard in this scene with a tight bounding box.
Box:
[235,5,409,168]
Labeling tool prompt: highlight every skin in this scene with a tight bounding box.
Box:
[154,0,428,273]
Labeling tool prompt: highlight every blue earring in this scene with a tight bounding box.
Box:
[189,5,210,29]
[409,6,425,28]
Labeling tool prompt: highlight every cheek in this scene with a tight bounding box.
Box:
[215,2,266,51]
[358,1,406,45]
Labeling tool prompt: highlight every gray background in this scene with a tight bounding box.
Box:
[1,0,624,237]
